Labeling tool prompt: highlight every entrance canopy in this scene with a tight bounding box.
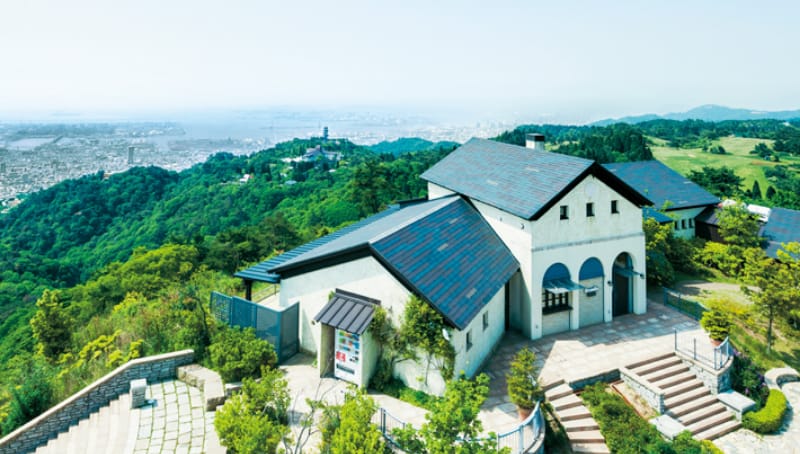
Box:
[543,278,585,294]
[313,289,380,335]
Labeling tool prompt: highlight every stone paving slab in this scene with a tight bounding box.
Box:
[714,381,800,453]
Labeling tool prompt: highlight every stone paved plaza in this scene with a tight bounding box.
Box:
[714,381,800,454]
[133,380,223,454]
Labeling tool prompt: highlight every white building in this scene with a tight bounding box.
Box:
[236,135,654,394]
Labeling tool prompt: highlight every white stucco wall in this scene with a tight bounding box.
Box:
[452,286,506,379]
[668,207,705,239]
[427,182,456,199]
[279,256,411,355]
[578,276,605,327]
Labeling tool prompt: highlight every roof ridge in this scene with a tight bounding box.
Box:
[367,195,459,244]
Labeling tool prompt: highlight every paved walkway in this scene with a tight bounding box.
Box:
[714,381,800,454]
[134,380,223,454]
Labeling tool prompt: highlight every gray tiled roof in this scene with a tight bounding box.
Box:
[245,196,519,330]
[643,207,673,224]
[603,160,719,211]
[421,138,595,219]
[762,207,800,259]
[313,290,379,335]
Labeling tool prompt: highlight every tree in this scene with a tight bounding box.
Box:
[506,347,543,413]
[688,166,743,198]
[766,185,776,199]
[30,289,73,360]
[327,388,386,454]
[643,218,675,286]
[718,204,762,248]
[209,327,278,382]
[394,373,508,454]
[214,366,290,454]
[750,180,763,200]
[743,242,800,351]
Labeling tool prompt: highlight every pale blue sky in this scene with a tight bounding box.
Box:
[1,0,798,122]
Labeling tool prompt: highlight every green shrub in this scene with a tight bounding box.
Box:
[743,389,788,434]
[209,327,277,382]
[506,347,543,410]
[700,310,731,341]
[730,351,769,408]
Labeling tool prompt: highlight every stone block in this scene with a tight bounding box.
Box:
[717,390,756,421]
[650,414,686,440]
[131,379,148,408]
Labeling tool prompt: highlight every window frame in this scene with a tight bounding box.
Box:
[560,205,569,220]
[466,330,473,351]
[611,200,619,214]
[542,289,571,314]
[482,312,489,331]
[586,202,595,217]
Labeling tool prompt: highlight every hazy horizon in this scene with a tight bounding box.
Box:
[2,1,800,125]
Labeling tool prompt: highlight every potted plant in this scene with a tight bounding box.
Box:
[700,310,731,345]
[506,347,544,420]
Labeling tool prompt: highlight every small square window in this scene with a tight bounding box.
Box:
[560,205,569,220]
[689,219,694,228]
[482,312,489,331]
[674,221,679,230]
[681,219,687,229]
[466,330,473,351]
[586,202,594,217]
[611,200,619,214]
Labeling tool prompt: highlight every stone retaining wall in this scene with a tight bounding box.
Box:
[620,366,664,412]
[0,350,194,454]
[674,350,732,395]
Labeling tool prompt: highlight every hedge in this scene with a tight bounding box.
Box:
[743,389,788,434]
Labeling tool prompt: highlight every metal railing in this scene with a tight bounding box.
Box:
[674,329,731,371]
[373,401,544,453]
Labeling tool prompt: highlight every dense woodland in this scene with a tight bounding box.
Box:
[2,118,800,437]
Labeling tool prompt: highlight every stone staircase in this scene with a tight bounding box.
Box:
[34,393,137,454]
[544,379,610,453]
[626,353,740,440]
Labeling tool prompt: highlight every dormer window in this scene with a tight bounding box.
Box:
[586,203,595,217]
[560,205,569,220]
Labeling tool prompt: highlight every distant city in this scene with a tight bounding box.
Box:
[0,109,516,210]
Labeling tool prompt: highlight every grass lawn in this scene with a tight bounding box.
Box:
[650,135,800,191]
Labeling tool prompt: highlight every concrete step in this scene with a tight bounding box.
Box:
[687,410,736,436]
[551,393,583,411]
[106,397,122,453]
[556,404,593,422]
[572,442,612,453]
[109,395,132,454]
[542,378,566,392]
[677,402,728,427]
[666,393,718,417]
[625,352,675,370]
[545,383,574,401]
[694,418,741,441]
[568,429,606,443]
[653,371,697,389]
[645,363,690,383]
[664,386,710,408]
[563,417,600,432]
[663,379,704,399]
[632,355,682,376]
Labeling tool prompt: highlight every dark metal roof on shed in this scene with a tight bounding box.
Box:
[313,289,379,335]
[240,195,519,330]
[603,160,719,211]
[643,207,673,224]
[421,138,650,219]
[762,207,800,259]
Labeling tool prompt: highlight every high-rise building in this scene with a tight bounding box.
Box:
[323,126,329,141]
[128,146,135,165]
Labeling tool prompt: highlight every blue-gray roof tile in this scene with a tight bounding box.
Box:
[603,161,719,211]
[762,207,800,259]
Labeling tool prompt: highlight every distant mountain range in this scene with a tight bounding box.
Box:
[593,104,800,126]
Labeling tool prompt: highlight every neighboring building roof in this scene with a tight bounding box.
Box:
[421,138,650,220]
[603,160,719,211]
[761,207,800,259]
[314,289,379,335]
[244,195,519,330]
[696,206,721,226]
[643,207,673,224]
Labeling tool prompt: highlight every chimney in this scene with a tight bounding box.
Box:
[525,133,546,152]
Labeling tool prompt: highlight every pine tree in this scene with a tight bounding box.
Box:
[766,185,777,199]
[30,290,73,360]
[751,180,762,200]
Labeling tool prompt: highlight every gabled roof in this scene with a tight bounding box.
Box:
[643,207,673,224]
[603,160,719,211]
[245,195,519,330]
[421,138,650,219]
[761,207,800,259]
[314,289,379,335]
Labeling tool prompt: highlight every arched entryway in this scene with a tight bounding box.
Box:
[579,257,604,326]
[612,253,633,316]
[541,263,575,336]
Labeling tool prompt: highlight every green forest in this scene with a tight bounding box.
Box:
[2,117,800,436]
